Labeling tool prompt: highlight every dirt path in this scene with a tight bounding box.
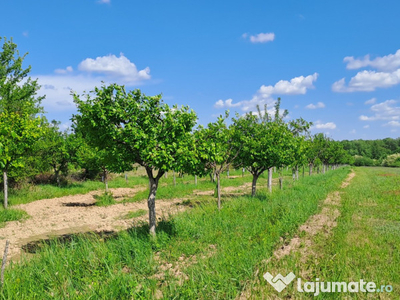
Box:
[0,188,186,260]
[238,170,356,299]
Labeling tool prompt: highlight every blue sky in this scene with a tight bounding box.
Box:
[2,0,400,140]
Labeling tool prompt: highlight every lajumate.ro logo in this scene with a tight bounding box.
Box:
[264,272,393,296]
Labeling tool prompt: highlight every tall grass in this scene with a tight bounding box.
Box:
[256,167,400,299]
[0,167,350,299]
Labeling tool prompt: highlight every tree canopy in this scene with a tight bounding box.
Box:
[73,84,197,234]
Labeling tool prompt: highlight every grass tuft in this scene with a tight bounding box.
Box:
[0,208,29,227]
[93,192,116,206]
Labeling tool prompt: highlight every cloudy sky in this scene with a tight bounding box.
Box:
[2,0,400,140]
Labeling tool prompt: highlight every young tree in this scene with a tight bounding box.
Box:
[0,37,44,208]
[73,84,197,235]
[233,110,296,196]
[194,113,241,209]
[0,112,43,208]
[37,120,72,187]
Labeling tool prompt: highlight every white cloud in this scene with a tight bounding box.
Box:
[359,99,400,122]
[214,73,318,111]
[363,125,370,129]
[97,0,110,3]
[332,69,400,92]
[34,53,150,113]
[384,121,400,127]
[364,97,376,105]
[349,129,356,134]
[305,101,325,109]
[35,75,105,112]
[22,31,29,37]
[214,99,242,108]
[312,120,337,130]
[243,32,275,43]
[334,49,400,93]
[54,66,73,74]
[78,54,150,84]
[344,49,400,72]
[258,73,318,95]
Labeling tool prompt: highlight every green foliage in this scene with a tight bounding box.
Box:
[73,84,198,233]
[194,112,238,175]
[73,84,197,175]
[0,37,45,207]
[0,37,43,115]
[353,155,375,166]
[341,138,400,161]
[34,120,77,185]
[381,153,400,167]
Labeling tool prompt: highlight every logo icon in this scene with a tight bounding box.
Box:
[264,272,296,292]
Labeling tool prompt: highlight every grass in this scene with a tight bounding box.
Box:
[1,166,299,207]
[0,167,350,299]
[2,174,148,206]
[0,208,29,228]
[122,209,147,219]
[256,167,400,299]
[93,192,116,206]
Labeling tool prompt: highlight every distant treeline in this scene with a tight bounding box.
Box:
[340,138,400,167]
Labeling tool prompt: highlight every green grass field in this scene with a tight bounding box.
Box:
[0,167,357,299]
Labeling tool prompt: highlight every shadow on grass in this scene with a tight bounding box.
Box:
[20,219,178,254]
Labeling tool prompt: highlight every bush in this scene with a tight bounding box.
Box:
[353,155,375,166]
[382,153,400,167]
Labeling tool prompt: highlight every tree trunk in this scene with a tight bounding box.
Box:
[302,165,305,178]
[217,173,221,210]
[242,168,245,177]
[323,164,326,174]
[103,169,109,192]
[3,171,8,209]
[147,176,159,236]
[279,177,283,190]
[268,167,272,193]
[195,175,197,185]
[125,173,128,183]
[309,164,312,176]
[296,166,299,180]
[55,169,60,188]
[292,169,295,181]
[251,173,259,197]
[173,170,176,186]
[164,172,167,178]
[227,169,229,178]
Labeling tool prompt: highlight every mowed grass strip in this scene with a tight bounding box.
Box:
[0,167,349,299]
[262,167,399,299]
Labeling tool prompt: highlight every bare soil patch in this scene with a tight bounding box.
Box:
[378,173,397,177]
[384,190,400,195]
[0,187,186,261]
